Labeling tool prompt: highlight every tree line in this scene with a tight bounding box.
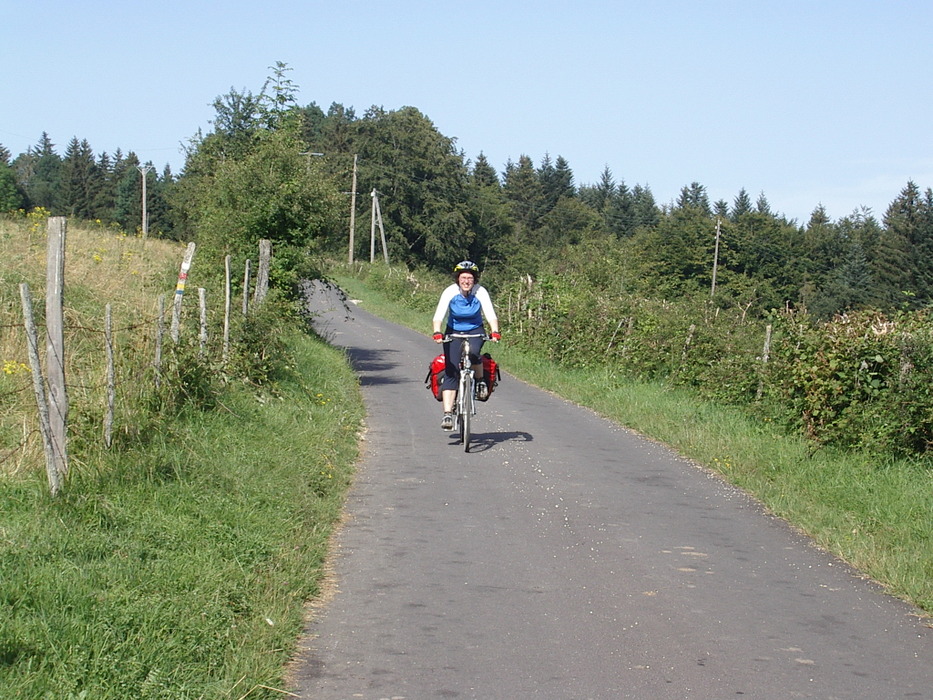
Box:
[3,61,933,320]
[1,135,176,238]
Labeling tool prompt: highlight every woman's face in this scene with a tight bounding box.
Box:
[457,272,476,293]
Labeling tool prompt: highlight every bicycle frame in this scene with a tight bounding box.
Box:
[443,333,489,452]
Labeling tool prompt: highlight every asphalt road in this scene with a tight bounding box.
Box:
[290,281,930,699]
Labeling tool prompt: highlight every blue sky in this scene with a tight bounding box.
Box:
[2,1,930,224]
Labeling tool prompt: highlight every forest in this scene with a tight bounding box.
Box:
[3,63,933,457]
[3,63,933,322]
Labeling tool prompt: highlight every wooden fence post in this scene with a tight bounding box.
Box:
[45,216,69,478]
[198,288,208,356]
[19,283,63,496]
[254,239,271,305]
[223,256,232,363]
[155,294,165,388]
[105,304,115,447]
[171,242,196,343]
[606,318,626,355]
[682,323,696,363]
[242,259,251,317]
[756,324,773,401]
[605,317,635,358]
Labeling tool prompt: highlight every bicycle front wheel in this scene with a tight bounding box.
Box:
[459,375,472,451]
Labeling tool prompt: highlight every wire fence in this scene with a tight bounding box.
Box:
[2,216,272,495]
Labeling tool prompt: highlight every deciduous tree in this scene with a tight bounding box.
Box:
[349,106,472,267]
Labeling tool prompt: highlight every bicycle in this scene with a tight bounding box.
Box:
[443,332,490,452]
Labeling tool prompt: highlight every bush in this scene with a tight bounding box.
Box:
[225,292,300,387]
[768,309,933,456]
[342,261,933,459]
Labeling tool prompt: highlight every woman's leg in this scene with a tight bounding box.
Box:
[439,337,461,428]
[468,337,486,390]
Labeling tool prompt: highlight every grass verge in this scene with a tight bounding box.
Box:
[0,327,364,698]
[335,272,932,616]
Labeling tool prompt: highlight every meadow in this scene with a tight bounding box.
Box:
[0,213,365,698]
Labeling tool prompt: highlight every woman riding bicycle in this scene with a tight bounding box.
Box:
[432,260,501,430]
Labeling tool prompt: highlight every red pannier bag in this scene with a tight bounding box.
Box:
[424,353,446,401]
[477,353,501,401]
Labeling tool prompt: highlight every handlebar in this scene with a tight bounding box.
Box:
[442,333,490,342]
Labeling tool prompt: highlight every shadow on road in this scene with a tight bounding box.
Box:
[446,430,534,452]
[341,346,408,386]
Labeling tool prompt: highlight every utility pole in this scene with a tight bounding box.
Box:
[137,164,153,238]
[711,218,721,297]
[377,194,388,264]
[370,189,377,263]
[348,154,358,264]
[370,189,389,264]
[300,151,324,171]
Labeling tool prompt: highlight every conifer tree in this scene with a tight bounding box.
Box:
[756,191,772,216]
[883,181,930,304]
[809,236,873,318]
[61,137,98,219]
[537,153,560,217]
[807,204,831,228]
[729,211,801,308]
[731,188,752,220]
[537,153,557,208]
[465,172,512,265]
[299,101,328,147]
[553,156,575,198]
[503,154,545,234]
[0,143,25,211]
[631,184,659,229]
[24,133,62,212]
[581,165,615,213]
[676,182,711,216]
[884,181,923,246]
[471,152,499,189]
[917,188,933,302]
[145,165,174,237]
[631,205,715,296]
[113,151,142,233]
[874,181,926,307]
[0,160,25,212]
[832,209,885,311]
[321,102,357,154]
[605,179,635,237]
[93,152,115,221]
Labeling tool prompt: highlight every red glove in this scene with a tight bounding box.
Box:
[433,332,444,342]
[490,331,501,342]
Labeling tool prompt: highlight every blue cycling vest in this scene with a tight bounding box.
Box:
[447,292,483,331]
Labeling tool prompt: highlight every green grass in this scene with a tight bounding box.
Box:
[4,250,925,699]
[0,328,364,698]
[336,271,933,615]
